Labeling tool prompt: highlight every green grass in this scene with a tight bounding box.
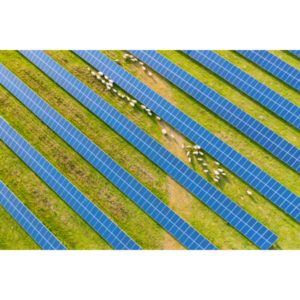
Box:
[102,50,300,249]
[0,50,299,250]
[270,50,300,70]
[0,195,39,250]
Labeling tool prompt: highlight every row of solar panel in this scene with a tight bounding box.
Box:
[238,50,300,92]
[183,50,300,130]
[130,50,300,170]
[0,64,216,250]
[74,51,299,223]
[0,116,141,250]
[0,180,66,250]
[17,51,279,249]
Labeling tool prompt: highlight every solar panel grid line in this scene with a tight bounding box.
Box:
[237,50,300,92]
[0,65,216,250]
[73,51,300,222]
[0,118,140,250]
[16,51,279,248]
[0,180,66,250]
[289,50,300,59]
[184,50,300,128]
[130,50,300,171]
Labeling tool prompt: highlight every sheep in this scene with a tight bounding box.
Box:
[98,71,103,76]
[193,145,201,150]
[197,158,203,162]
[147,112,153,116]
[213,178,219,183]
[181,144,185,149]
[161,128,167,135]
[217,168,224,173]
[156,116,161,121]
[202,163,208,166]
[170,134,175,139]
[192,151,199,155]
[139,61,144,66]
[112,89,117,94]
[141,105,146,110]
[91,71,97,76]
[214,161,220,166]
[203,169,209,173]
[214,170,219,175]
[188,157,192,163]
[129,102,135,107]
[246,190,252,196]
[198,152,204,156]
[104,75,109,80]
[142,66,146,71]
[147,71,153,77]
[221,172,226,177]
[186,151,190,157]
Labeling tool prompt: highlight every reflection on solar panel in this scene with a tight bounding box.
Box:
[184,50,300,131]
[73,50,300,223]
[0,64,215,250]
[289,50,300,59]
[17,52,278,249]
[0,181,66,250]
[0,117,140,250]
[131,50,300,170]
[237,50,300,92]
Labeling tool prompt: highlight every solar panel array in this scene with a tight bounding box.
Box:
[0,180,66,250]
[184,50,300,131]
[131,50,300,171]
[0,63,215,250]
[0,117,140,250]
[237,50,300,92]
[289,50,300,59]
[74,50,300,223]
[18,51,279,249]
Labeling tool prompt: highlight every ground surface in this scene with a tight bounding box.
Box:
[0,50,299,249]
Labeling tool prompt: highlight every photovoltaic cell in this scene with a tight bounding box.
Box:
[237,50,300,92]
[0,117,140,250]
[0,181,66,250]
[131,50,300,170]
[17,52,278,249]
[0,64,215,250]
[73,50,300,223]
[184,50,300,130]
[289,50,300,59]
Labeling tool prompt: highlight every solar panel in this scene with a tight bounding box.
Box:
[0,180,66,250]
[289,50,300,59]
[0,117,140,250]
[17,52,278,249]
[237,50,300,92]
[0,64,215,250]
[73,50,300,223]
[131,50,300,170]
[184,50,300,131]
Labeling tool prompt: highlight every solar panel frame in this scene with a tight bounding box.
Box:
[72,50,300,223]
[0,117,140,250]
[0,181,66,250]
[130,50,300,170]
[237,50,300,92]
[0,64,216,250]
[16,51,279,249]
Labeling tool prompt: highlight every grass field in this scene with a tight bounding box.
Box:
[0,50,299,249]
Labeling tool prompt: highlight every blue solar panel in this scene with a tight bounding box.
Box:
[73,50,300,223]
[184,50,300,131]
[237,51,300,92]
[0,180,66,250]
[131,50,300,171]
[0,117,140,250]
[16,52,279,249]
[0,64,215,250]
[289,50,300,59]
